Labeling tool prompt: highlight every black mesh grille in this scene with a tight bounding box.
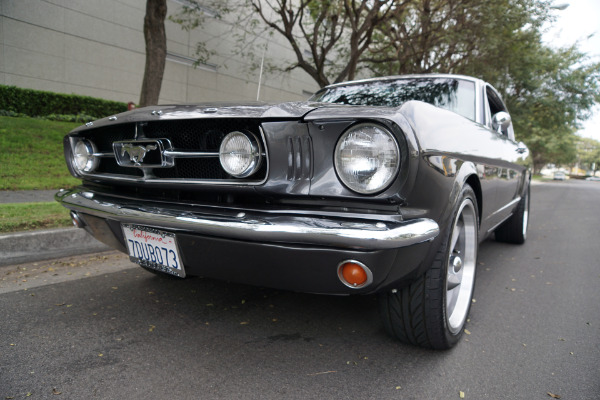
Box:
[81,123,136,152]
[153,158,230,180]
[99,158,144,177]
[76,119,266,182]
[144,120,238,151]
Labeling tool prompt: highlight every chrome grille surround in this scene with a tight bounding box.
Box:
[70,119,269,185]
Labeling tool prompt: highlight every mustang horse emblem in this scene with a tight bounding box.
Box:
[121,144,157,165]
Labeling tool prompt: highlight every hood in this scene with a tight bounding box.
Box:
[71,102,323,132]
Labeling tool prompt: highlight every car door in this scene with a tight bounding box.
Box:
[482,85,523,230]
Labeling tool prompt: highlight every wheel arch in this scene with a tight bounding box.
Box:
[455,162,482,228]
[464,174,482,228]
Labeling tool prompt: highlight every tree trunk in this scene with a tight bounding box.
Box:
[139,0,167,107]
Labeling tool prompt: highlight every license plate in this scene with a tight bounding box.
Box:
[122,224,185,278]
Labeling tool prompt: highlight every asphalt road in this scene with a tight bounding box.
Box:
[1,180,599,400]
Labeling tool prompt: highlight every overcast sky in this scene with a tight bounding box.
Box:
[543,0,600,141]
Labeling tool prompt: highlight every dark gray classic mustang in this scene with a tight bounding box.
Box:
[56,74,531,349]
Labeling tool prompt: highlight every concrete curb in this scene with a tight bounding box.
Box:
[0,228,111,267]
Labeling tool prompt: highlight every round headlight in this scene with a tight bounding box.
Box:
[72,139,99,174]
[219,131,262,178]
[334,124,400,194]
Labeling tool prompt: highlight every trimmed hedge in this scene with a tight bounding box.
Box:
[0,109,98,123]
[0,85,128,119]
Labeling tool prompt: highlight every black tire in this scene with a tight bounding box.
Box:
[379,184,479,349]
[495,184,530,244]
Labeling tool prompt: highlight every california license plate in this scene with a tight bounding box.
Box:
[122,224,185,277]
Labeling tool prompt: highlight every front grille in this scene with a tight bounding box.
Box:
[76,119,267,184]
[143,120,228,150]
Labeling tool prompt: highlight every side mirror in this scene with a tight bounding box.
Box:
[516,141,528,154]
[492,111,511,135]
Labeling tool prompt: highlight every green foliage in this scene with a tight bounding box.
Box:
[367,0,547,76]
[577,137,600,172]
[490,43,600,171]
[0,85,127,119]
[0,116,80,190]
[41,113,99,123]
[0,202,72,233]
[169,0,229,30]
[168,0,230,66]
[0,110,98,123]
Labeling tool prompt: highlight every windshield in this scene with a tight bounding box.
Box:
[310,78,476,121]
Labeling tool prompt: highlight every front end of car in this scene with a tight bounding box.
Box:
[57,102,439,294]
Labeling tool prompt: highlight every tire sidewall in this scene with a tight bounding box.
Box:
[426,184,479,349]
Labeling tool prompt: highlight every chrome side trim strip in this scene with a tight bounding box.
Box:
[56,189,439,250]
[489,196,521,218]
[485,196,521,234]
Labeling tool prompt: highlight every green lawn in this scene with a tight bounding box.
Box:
[0,202,72,233]
[0,116,81,190]
[0,116,82,232]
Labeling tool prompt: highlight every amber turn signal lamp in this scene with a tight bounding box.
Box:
[337,260,373,289]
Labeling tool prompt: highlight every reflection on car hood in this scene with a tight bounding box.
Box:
[72,102,327,132]
[154,102,324,119]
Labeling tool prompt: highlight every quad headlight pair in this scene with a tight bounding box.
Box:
[68,131,263,178]
[67,124,399,193]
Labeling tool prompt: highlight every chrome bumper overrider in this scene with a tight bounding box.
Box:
[56,189,439,250]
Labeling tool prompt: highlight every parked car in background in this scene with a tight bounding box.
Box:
[57,74,531,349]
[553,171,567,180]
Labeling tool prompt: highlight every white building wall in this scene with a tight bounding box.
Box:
[0,0,320,105]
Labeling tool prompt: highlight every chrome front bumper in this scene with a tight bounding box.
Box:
[56,188,439,250]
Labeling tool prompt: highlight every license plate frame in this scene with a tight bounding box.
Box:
[121,224,185,278]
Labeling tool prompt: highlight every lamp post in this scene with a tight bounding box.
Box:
[550,3,569,10]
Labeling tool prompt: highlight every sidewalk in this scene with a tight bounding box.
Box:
[0,190,110,266]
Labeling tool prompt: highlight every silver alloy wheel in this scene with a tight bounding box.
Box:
[446,198,477,334]
[522,192,529,239]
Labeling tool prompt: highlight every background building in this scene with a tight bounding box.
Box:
[0,0,319,104]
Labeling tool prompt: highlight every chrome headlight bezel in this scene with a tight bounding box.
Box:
[219,131,262,178]
[70,138,99,175]
[334,123,400,195]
